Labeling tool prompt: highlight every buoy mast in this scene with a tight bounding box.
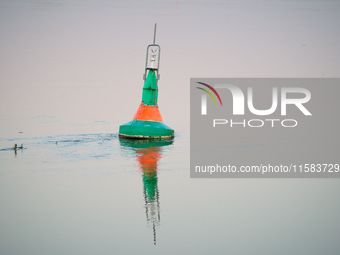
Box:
[142,24,160,107]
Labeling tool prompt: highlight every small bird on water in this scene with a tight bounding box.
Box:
[13,144,23,150]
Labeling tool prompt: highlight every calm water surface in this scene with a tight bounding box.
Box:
[1,0,340,254]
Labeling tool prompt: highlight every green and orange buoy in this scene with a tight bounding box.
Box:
[119,24,174,139]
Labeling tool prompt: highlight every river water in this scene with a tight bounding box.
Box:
[1,1,340,254]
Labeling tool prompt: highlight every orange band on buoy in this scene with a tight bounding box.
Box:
[133,104,163,122]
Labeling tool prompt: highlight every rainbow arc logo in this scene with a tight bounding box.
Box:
[196,82,223,106]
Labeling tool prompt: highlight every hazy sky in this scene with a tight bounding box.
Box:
[1,0,339,136]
